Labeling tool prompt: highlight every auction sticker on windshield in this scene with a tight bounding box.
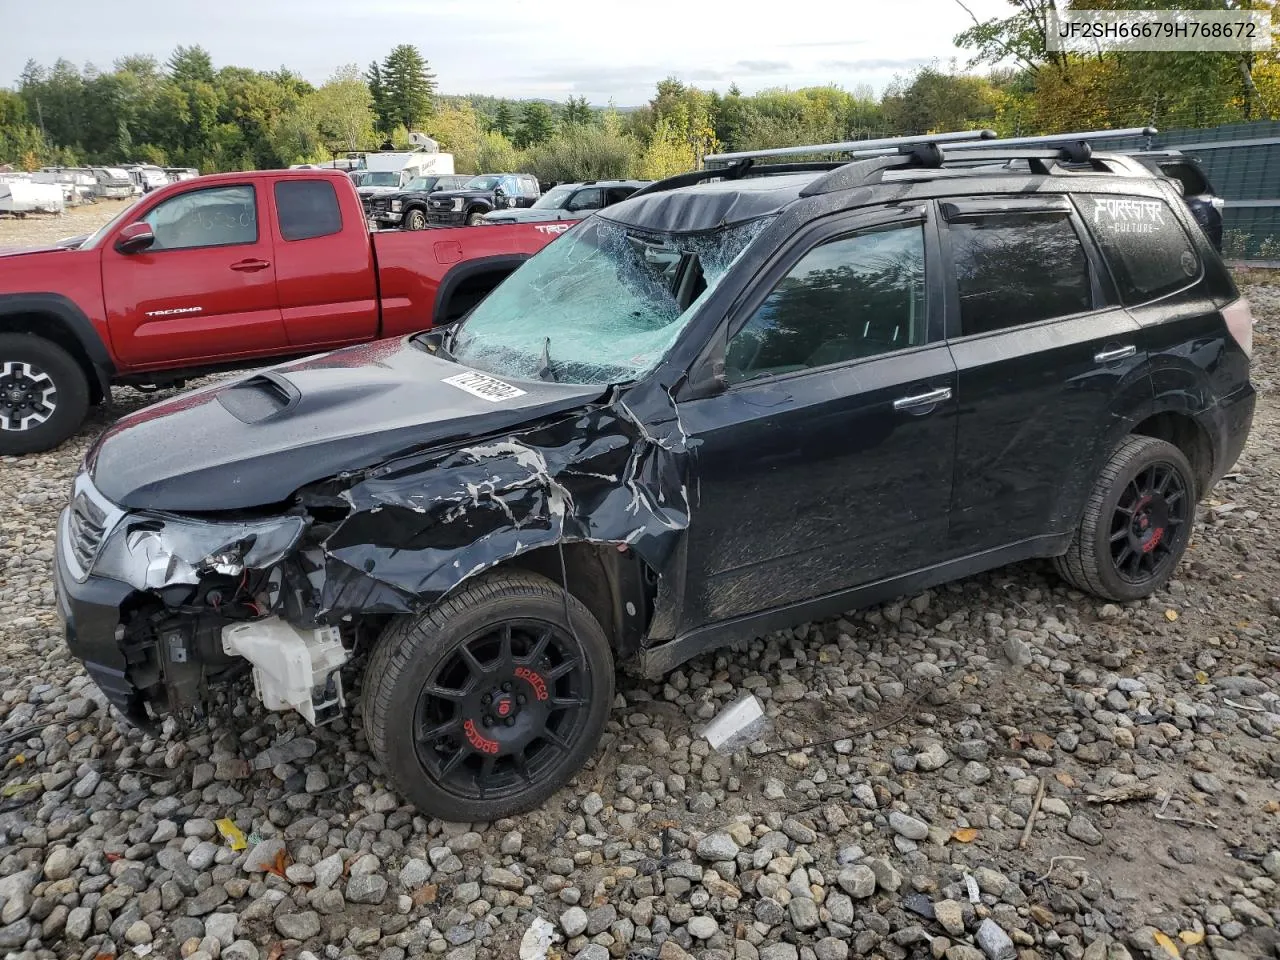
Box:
[442,371,528,402]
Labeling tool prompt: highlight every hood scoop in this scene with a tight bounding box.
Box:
[217,372,301,424]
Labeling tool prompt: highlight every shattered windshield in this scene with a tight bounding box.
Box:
[451,215,775,384]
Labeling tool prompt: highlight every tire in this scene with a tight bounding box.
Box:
[404,208,428,231]
[466,210,485,226]
[0,334,90,456]
[362,570,614,821]
[1053,435,1196,602]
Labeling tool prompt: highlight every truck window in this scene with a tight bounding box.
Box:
[275,180,343,242]
[142,184,257,251]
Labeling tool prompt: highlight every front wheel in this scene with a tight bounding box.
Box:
[362,571,614,821]
[1053,435,1196,602]
[404,208,427,231]
[0,334,90,455]
[466,210,485,226]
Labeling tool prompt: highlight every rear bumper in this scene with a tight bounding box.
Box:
[1210,382,1255,484]
[53,507,149,725]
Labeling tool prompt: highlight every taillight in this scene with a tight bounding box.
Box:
[1222,297,1254,358]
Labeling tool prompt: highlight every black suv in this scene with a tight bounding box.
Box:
[427,173,541,226]
[369,174,471,230]
[54,136,1255,821]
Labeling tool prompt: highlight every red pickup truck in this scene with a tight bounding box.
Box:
[0,169,569,454]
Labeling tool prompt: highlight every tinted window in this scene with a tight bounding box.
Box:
[605,187,637,205]
[566,188,604,212]
[949,213,1092,336]
[142,184,257,250]
[275,180,342,241]
[1157,161,1210,197]
[1079,194,1200,305]
[726,222,928,383]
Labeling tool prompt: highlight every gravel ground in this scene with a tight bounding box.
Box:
[0,232,1277,960]
[0,199,134,249]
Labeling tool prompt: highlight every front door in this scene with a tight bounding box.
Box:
[102,181,287,367]
[676,209,958,629]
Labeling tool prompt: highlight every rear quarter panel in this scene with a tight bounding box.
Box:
[372,221,573,336]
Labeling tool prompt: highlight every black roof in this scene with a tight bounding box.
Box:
[597,149,1168,234]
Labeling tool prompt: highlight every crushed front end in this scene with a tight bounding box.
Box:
[53,469,353,729]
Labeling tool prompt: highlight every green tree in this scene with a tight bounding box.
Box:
[475,130,523,173]
[167,45,216,85]
[366,60,390,134]
[526,124,639,183]
[309,64,375,153]
[376,44,437,133]
[561,95,593,128]
[516,101,555,147]
[492,100,516,137]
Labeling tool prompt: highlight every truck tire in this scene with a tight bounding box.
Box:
[362,570,614,822]
[1053,435,1196,602]
[0,333,90,455]
[466,210,485,226]
[405,208,428,231]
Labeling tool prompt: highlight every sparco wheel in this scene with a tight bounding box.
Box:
[363,570,613,821]
[1054,435,1196,602]
[0,334,89,455]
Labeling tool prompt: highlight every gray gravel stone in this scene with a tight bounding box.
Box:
[688,915,719,939]
[888,811,930,840]
[275,911,321,939]
[348,873,389,904]
[696,832,740,862]
[837,864,876,898]
[976,918,1016,960]
[1067,815,1105,845]
[560,906,588,937]
[224,941,260,960]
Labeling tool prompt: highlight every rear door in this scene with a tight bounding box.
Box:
[270,177,379,348]
[940,195,1152,552]
[101,181,287,367]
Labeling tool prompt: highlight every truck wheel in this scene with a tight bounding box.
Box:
[466,210,485,226]
[362,570,613,822]
[1053,435,1196,602]
[0,334,90,455]
[405,208,428,231]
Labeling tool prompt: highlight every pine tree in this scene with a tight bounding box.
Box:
[492,100,515,137]
[561,95,593,128]
[378,45,436,133]
[366,60,390,135]
[516,101,555,148]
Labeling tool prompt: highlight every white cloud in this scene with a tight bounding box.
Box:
[2,0,1013,104]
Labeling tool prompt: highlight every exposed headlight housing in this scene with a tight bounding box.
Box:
[390,200,402,212]
[93,513,307,591]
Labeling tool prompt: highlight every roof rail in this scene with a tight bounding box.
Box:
[703,129,998,166]
[956,126,1157,150]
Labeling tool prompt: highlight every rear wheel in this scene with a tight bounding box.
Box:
[466,210,485,226]
[362,571,613,821]
[404,208,428,231]
[0,334,90,455]
[1054,435,1196,602]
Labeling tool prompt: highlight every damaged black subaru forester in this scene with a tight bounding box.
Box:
[55,137,1255,821]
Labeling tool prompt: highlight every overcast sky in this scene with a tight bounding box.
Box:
[4,0,1013,105]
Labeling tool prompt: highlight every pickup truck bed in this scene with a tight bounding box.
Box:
[0,169,570,454]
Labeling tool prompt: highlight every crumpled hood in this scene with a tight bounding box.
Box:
[88,337,605,512]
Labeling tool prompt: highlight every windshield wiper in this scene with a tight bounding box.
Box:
[535,336,558,382]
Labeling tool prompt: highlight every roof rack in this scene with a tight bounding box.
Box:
[702,129,998,166]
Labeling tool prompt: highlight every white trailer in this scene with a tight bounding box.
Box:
[0,179,66,215]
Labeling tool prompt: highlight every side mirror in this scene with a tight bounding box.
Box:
[115,221,156,254]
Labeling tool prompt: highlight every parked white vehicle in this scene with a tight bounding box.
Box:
[91,167,135,199]
[164,167,200,183]
[123,164,169,192]
[0,179,65,215]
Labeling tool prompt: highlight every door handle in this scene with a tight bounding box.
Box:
[1094,345,1136,363]
[230,258,271,272]
[893,386,952,411]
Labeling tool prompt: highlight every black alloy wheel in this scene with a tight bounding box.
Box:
[362,570,613,821]
[1109,461,1188,584]
[413,620,591,802]
[1054,435,1197,602]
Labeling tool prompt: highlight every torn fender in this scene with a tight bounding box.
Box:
[316,385,692,616]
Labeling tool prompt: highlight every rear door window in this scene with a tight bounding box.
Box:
[274,180,342,241]
[945,211,1093,336]
[1077,194,1200,305]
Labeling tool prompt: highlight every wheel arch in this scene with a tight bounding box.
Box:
[473,542,655,661]
[432,254,529,325]
[1128,410,1214,496]
[0,293,114,404]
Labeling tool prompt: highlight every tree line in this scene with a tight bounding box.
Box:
[1,4,1276,185]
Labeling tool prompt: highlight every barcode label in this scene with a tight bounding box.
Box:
[442,371,528,403]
